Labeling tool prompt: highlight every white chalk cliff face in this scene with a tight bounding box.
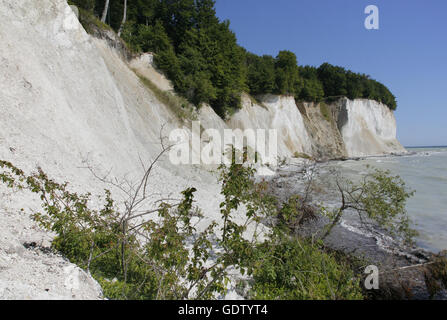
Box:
[228,95,405,160]
[0,0,228,299]
[0,0,405,300]
[227,94,313,159]
[336,99,406,157]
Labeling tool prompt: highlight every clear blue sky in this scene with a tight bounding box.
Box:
[215,0,447,147]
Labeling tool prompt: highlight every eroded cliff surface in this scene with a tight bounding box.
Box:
[0,0,406,299]
[296,101,347,160]
[335,98,406,157]
[0,0,230,299]
[227,94,313,159]
[227,95,405,161]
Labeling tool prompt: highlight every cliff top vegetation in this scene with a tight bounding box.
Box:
[70,0,397,117]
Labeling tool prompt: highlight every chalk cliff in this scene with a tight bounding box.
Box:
[335,98,406,157]
[0,0,406,299]
[228,95,405,161]
[0,0,225,299]
[227,94,313,159]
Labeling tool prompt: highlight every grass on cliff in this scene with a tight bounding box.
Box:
[134,71,197,123]
[319,102,332,122]
[75,7,112,35]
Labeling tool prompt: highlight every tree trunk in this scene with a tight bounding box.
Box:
[101,0,110,23]
[118,0,127,37]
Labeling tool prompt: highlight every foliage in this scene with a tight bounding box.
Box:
[0,156,277,300]
[296,66,325,102]
[1,157,370,300]
[118,0,246,118]
[424,251,447,298]
[216,154,363,300]
[274,51,302,96]
[0,159,258,299]
[322,167,417,244]
[74,0,397,116]
[1,161,205,299]
[319,102,331,122]
[315,63,397,110]
[123,20,172,53]
[76,6,112,34]
[245,53,276,96]
[69,0,96,12]
[246,234,363,300]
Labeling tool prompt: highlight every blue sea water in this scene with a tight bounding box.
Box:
[337,147,447,253]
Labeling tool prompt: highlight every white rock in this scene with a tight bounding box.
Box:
[338,98,406,157]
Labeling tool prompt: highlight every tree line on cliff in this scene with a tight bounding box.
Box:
[69,0,397,117]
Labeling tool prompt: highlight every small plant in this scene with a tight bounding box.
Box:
[274,195,317,231]
[319,102,331,122]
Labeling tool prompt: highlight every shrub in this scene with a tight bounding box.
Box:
[0,157,369,300]
[0,156,275,300]
[424,251,447,298]
[246,235,363,300]
[322,167,417,244]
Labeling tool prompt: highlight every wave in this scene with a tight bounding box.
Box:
[339,219,397,253]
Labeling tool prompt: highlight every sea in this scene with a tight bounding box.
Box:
[335,146,447,253]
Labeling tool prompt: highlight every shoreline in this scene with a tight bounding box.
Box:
[265,158,447,299]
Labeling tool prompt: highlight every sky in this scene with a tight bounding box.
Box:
[215,0,447,147]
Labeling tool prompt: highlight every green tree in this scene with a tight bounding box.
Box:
[297,66,325,102]
[317,63,348,97]
[78,0,398,112]
[158,0,196,49]
[346,71,364,100]
[299,78,325,102]
[125,20,172,53]
[69,0,95,11]
[195,0,219,29]
[246,53,276,95]
[274,50,300,95]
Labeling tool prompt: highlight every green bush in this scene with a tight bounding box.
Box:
[0,158,276,300]
[0,158,372,300]
[247,236,363,300]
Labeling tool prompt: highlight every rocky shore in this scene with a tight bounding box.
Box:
[264,160,447,300]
